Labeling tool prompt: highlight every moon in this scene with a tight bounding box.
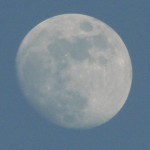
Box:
[16,14,132,129]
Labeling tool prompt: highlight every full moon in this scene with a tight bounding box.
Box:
[16,14,132,129]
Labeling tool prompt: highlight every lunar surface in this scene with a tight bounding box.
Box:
[16,14,132,129]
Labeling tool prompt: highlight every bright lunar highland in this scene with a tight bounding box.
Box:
[16,14,132,129]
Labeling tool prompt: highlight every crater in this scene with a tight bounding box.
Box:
[92,34,110,50]
[69,38,91,61]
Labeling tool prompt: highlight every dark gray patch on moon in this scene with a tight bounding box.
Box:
[92,34,110,50]
[47,38,70,60]
[80,21,93,32]
[48,37,92,61]
[89,33,116,65]
[52,71,69,91]
[45,90,88,126]
[69,38,91,61]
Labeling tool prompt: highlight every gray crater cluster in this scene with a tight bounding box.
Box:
[48,29,115,66]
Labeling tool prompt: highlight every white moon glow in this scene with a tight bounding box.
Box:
[16,14,132,129]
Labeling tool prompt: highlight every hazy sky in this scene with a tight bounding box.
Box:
[0,0,149,150]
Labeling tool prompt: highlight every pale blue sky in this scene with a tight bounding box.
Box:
[0,0,149,149]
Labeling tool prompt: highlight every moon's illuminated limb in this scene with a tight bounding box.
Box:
[16,14,132,129]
